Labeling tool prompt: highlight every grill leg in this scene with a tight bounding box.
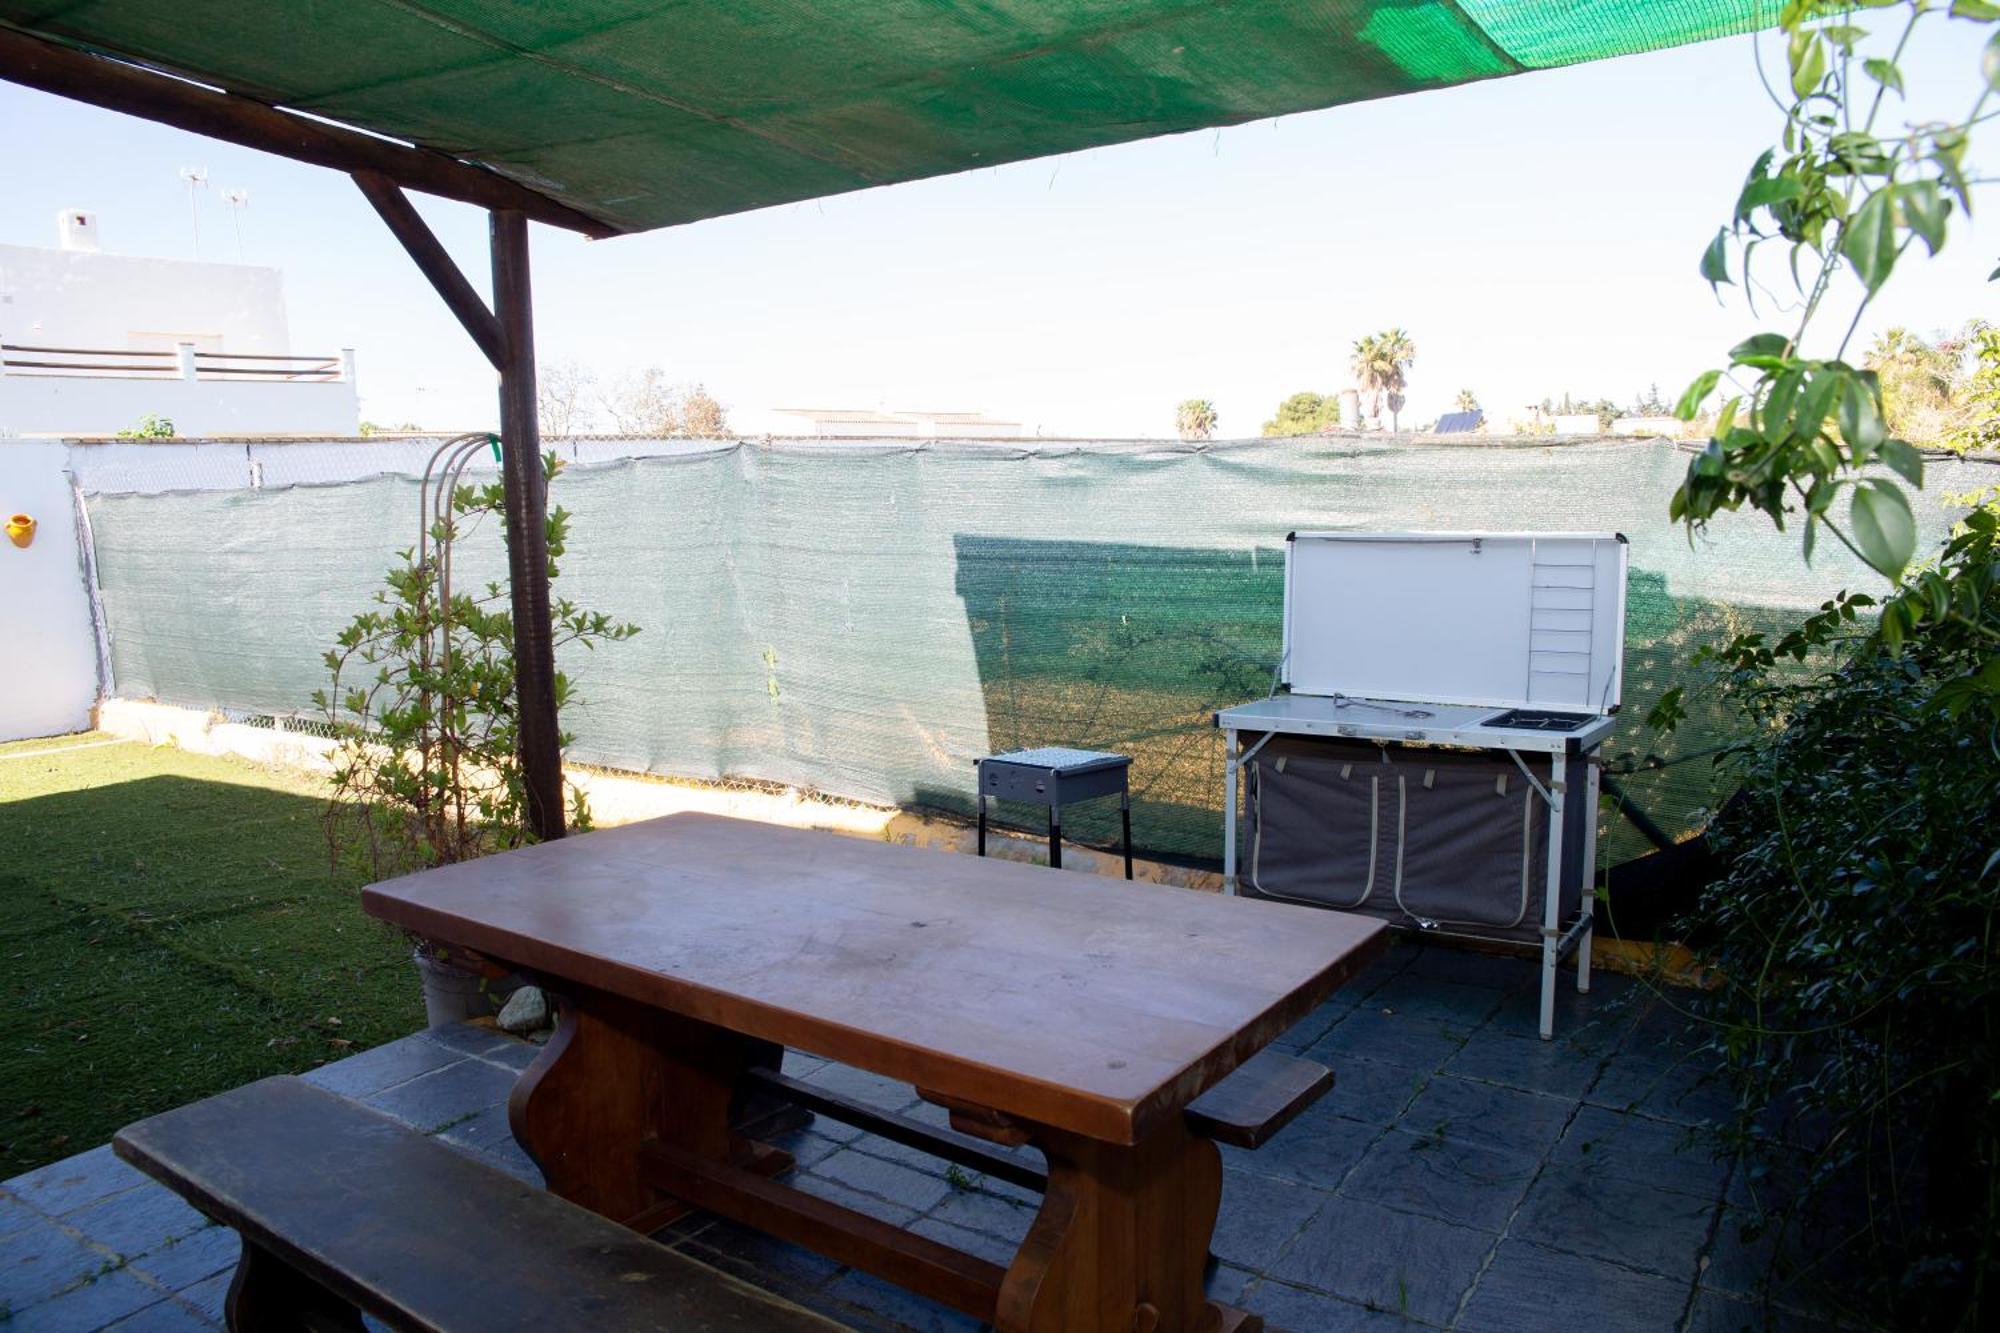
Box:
[1121,792,1133,880]
[1048,807,1062,871]
[976,793,987,858]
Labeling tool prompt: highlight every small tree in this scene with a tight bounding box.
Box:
[602,367,680,435]
[679,385,730,437]
[1453,389,1479,413]
[316,450,638,880]
[537,358,599,439]
[1175,398,1218,441]
[1261,391,1340,437]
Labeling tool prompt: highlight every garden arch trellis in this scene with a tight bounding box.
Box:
[0,0,1779,840]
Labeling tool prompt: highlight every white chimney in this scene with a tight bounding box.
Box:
[57,210,101,253]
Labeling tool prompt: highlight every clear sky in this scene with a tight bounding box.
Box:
[1,18,1994,438]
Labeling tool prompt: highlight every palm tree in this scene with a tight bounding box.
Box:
[1351,329,1418,431]
[1176,398,1218,441]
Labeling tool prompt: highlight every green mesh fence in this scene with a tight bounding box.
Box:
[3,1,1780,232]
[82,436,1993,869]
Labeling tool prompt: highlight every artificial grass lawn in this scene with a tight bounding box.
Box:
[0,734,419,1176]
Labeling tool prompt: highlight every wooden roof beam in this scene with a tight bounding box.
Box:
[0,24,618,240]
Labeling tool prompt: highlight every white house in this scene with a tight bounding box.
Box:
[0,210,359,437]
[772,407,1023,439]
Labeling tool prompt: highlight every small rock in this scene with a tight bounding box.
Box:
[497,985,549,1034]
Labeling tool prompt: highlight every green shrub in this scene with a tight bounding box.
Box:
[1680,510,2000,1327]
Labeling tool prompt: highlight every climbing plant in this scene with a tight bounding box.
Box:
[1660,6,2000,1326]
[316,451,639,879]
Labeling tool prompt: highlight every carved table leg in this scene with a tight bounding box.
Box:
[996,1115,1256,1333]
[225,1240,363,1332]
[507,985,791,1230]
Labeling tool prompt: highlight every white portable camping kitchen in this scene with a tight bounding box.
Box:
[1215,531,1629,1039]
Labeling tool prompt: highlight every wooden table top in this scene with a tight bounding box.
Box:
[363,814,1384,1143]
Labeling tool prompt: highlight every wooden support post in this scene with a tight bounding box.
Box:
[490,211,566,842]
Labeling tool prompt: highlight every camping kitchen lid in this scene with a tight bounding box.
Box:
[1281,531,1627,714]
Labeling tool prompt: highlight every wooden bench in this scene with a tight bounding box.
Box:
[743,1048,1332,1195]
[114,1076,841,1333]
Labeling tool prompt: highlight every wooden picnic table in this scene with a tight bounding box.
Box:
[363,812,1384,1333]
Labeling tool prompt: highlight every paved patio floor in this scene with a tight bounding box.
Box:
[1,939,1847,1331]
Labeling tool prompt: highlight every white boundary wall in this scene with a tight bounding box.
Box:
[0,440,99,740]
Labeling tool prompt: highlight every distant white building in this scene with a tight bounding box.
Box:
[773,407,1023,439]
[0,210,358,437]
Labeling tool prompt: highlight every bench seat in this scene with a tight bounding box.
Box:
[114,1076,840,1333]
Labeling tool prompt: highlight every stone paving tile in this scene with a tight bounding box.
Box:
[1491,986,1639,1052]
[477,1039,540,1074]
[166,1271,230,1325]
[1307,1009,1471,1073]
[1222,1106,1382,1189]
[1207,1263,1257,1307]
[362,1055,515,1133]
[1401,945,1541,991]
[2,1269,169,1332]
[921,1185,1037,1244]
[1550,1105,1731,1200]
[8,1145,149,1219]
[1213,1169,1328,1269]
[417,1021,516,1060]
[1454,1237,1692,1331]
[1397,1074,1574,1157]
[791,1170,923,1229]
[1364,978,1509,1029]
[1590,1047,1737,1126]
[809,1147,951,1215]
[1268,1196,1493,1327]
[62,1185,207,1263]
[0,966,1802,1333]
[1442,1028,1608,1100]
[1272,997,1356,1053]
[474,1136,543,1186]
[297,1034,462,1100]
[1314,1057,1431,1127]
[1698,1206,1851,1321]
[768,1126,850,1172]
[1241,1276,1426,1330]
[2,1188,42,1240]
[0,1218,111,1312]
[799,1062,922,1115]
[123,1224,238,1293]
[908,1216,1017,1267]
[1511,1164,1720,1282]
[1337,1130,1541,1233]
[102,1297,219,1331]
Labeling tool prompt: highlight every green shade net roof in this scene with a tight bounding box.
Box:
[1,2,1777,234]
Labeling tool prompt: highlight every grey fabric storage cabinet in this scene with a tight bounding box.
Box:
[1217,531,1628,1038]
[1243,737,1586,944]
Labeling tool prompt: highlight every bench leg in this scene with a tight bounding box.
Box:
[226,1240,363,1333]
[510,985,792,1231]
[997,1116,1256,1333]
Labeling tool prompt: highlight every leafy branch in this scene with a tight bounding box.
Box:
[1675,0,1999,583]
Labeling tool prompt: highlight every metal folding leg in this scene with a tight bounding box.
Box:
[1538,751,1566,1041]
[1120,792,1133,879]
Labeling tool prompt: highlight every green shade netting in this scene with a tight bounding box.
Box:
[1,1,1778,233]
[81,437,1993,872]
